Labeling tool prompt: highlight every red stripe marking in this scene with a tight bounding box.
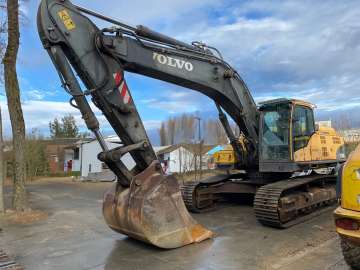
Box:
[124,91,131,104]
[120,82,127,97]
[113,72,122,86]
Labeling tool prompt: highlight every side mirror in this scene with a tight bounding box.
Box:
[315,124,319,131]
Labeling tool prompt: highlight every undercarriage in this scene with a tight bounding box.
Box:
[181,172,337,228]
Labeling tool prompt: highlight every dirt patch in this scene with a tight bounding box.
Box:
[4,176,74,187]
[3,209,48,225]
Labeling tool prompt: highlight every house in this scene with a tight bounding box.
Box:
[74,136,216,180]
[78,135,136,180]
[156,144,214,174]
[45,138,92,174]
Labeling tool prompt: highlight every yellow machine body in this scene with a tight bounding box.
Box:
[213,145,236,167]
[340,145,360,211]
[293,126,344,162]
[334,144,360,269]
[335,144,360,242]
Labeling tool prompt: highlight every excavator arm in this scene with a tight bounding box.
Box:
[38,0,259,183]
[37,0,259,248]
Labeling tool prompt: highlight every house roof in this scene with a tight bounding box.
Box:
[104,135,121,143]
[153,146,171,153]
[156,144,214,155]
[43,138,88,145]
[78,135,122,146]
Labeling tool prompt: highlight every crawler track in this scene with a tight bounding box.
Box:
[180,181,201,212]
[181,174,233,213]
[254,175,337,228]
[0,250,23,270]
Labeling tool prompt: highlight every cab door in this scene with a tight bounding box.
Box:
[292,105,315,162]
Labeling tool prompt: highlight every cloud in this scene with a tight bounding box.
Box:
[1,100,84,137]
[143,120,162,130]
[26,90,45,100]
[74,0,220,26]
[172,0,360,113]
[0,99,162,138]
[140,88,212,114]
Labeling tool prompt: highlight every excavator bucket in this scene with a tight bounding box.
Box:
[103,161,214,249]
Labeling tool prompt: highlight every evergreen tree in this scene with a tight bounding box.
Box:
[49,114,79,138]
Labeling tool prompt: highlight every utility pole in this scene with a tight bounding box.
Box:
[195,117,202,181]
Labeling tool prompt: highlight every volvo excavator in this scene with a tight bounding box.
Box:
[37,0,346,249]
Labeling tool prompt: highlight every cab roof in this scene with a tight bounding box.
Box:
[258,98,315,109]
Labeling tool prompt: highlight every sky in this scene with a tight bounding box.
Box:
[1,0,360,141]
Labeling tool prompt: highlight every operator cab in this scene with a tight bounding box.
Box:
[259,98,332,172]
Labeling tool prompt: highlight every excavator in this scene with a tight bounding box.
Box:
[37,0,346,249]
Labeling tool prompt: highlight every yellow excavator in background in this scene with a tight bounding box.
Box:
[334,144,360,269]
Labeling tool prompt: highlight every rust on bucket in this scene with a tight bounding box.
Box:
[103,161,214,249]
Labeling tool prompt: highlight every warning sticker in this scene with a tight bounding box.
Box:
[58,9,76,30]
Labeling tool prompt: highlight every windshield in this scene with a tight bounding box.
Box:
[261,104,290,160]
[292,105,315,152]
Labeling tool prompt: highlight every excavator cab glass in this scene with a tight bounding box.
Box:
[259,99,315,165]
[260,102,291,161]
[292,105,315,152]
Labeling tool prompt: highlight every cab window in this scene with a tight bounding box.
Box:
[261,104,291,160]
[292,105,315,152]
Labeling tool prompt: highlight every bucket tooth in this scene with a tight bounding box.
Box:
[103,161,214,249]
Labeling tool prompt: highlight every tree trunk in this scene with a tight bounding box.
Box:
[0,106,4,214]
[3,0,27,211]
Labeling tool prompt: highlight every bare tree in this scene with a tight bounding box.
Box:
[0,106,4,214]
[203,118,227,145]
[0,5,6,213]
[158,113,232,146]
[158,122,167,146]
[0,2,6,83]
[334,114,352,131]
[3,0,28,211]
[167,118,176,145]
[181,114,195,143]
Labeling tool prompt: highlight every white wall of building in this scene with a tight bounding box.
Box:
[80,137,136,177]
[72,159,81,172]
[168,147,195,174]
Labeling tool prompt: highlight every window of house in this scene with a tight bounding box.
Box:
[74,148,80,160]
